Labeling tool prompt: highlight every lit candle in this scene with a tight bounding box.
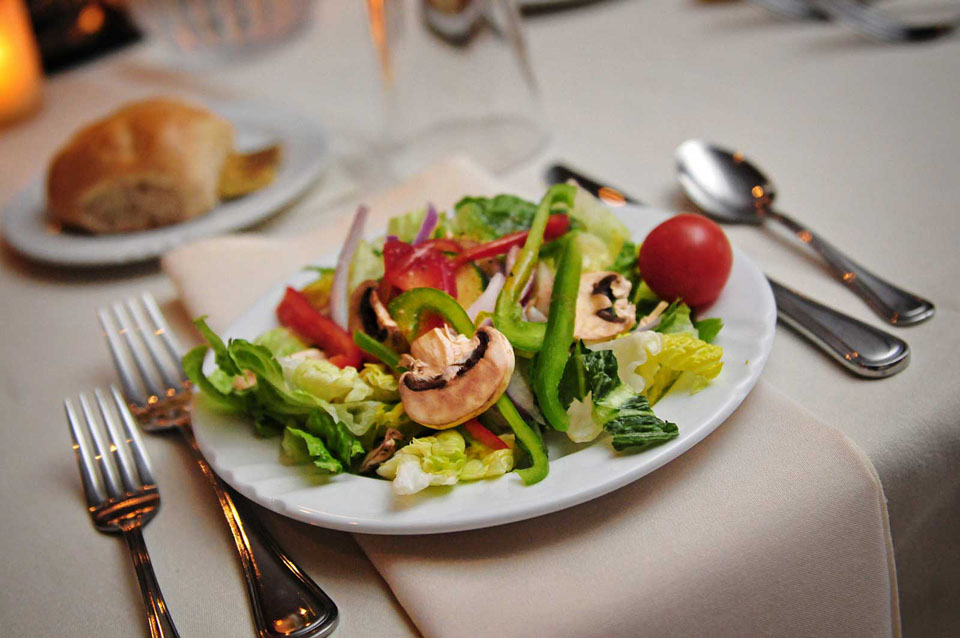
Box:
[0,0,42,125]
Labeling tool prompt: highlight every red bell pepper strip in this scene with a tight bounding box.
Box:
[276,287,363,369]
[452,214,570,267]
[462,419,509,450]
[381,239,457,300]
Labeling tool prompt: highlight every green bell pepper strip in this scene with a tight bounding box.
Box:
[388,287,475,341]
[387,287,550,484]
[353,330,402,371]
[533,237,583,432]
[493,184,577,352]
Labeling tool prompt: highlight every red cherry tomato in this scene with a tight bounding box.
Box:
[637,214,733,309]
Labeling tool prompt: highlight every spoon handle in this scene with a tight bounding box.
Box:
[767,209,935,326]
[768,278,910,378]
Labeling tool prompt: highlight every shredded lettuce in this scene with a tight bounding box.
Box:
[558,343,679,450]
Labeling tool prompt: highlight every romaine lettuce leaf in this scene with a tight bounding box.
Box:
[452,194,538,241]
[559,343,678,450]
[590,330,723,404]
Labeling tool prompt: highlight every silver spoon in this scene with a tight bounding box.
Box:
[676,139,935,326]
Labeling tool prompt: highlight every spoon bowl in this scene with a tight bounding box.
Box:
[676,140,772,225]
[674,139,935,326]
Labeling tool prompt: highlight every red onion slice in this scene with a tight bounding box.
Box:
[330,205,369,329]
[412,204,439,245]
[466,272,505,321]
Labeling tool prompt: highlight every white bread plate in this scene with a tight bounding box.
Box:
[2,98,328,267]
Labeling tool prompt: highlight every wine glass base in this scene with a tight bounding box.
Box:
[385,115,549,178]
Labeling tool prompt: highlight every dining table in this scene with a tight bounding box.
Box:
[1,1,957,636]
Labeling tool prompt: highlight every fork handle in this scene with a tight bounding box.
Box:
[122,525,181,638]
[179,425,339,638]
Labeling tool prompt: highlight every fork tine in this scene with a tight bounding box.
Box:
[79,392,124,501]
[140,292,186,376]
[95,387,140,494]
[126,296,183,391]
[66,398,107,509]
[110,385,156,487]
[111,301,166,400]
[99,307,147,404]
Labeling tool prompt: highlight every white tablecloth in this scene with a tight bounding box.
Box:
[1,1,957,636]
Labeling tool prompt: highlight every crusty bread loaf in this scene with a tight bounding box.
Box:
[47,98,235,234]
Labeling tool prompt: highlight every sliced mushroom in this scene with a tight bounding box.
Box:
[398,325,515,429]
[359,428,404,473]
[637,300,669,331]
[348,280,407,352]
[574,271,636,342]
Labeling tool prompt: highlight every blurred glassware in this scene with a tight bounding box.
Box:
[0,0,43,125]
[126,0,312,68]
[365,0,548,177]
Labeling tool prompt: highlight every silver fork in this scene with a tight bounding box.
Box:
[67,386,181,638]
[99,293,339,638]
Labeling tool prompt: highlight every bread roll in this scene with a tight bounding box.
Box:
[47,98,235,234]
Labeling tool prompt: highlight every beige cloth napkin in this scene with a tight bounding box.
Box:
[163,157,900,638]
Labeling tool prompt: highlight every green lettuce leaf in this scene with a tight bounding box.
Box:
[348,239,385,295]
[387,208,427,242]
[358,364,400,402]
[656,301,698,337]
[377,430,467,495]
[693,317,724,344]
[461,434,516,481]
[255,327,308,358]
[569,187,631,268]
[282,426,342,473]
[452,194,538,241]
[304,410,365,466]
[290,359,373,402]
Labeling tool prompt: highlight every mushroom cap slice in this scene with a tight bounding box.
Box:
[574,271,637,342]
[348,280,407,353]
[398,325,515,429]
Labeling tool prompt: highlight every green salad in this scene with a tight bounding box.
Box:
[186,185,727,495]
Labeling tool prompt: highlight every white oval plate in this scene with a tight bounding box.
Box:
[192,205,776,534]
[1,99,327,267]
